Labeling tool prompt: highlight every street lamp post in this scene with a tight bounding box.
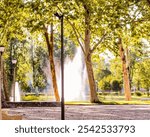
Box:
[0,45,5,120]
[12,59,17,102]
[54,13,65,120]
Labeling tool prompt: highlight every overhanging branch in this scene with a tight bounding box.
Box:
[90,32,107,53]
[67,20,86,55]
[55,5,86,55]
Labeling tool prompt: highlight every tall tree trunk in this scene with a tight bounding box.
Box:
[0,58,7,107]
[118,38,131,101]
[125,48,132,90]
[3,62,9,101]
[84,5,99,103]
[85,54,99,102]
[44,23,60,102]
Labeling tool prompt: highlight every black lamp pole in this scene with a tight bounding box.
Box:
[54,13,65,120]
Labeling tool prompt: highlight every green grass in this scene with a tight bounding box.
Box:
[22,95,52,101]
[101,100,150,105]
[98,94,150,105]
[65,101,92,105]
[21,94,150,105]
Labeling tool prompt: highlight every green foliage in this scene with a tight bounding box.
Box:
[16,42,32,91]
[0,0,27,46]
[92,54,111,82]
[109,58,122,82]
[98,76,112,91]
[131,92,134,96]
[54,34,76,60]
[32,46,48,90]
[3,39,31,92]
[133,59,150,90]
[0,0,150,98]
[135,91,143,96]
[111,80,122,91]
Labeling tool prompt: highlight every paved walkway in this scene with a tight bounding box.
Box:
[3,105,150,120]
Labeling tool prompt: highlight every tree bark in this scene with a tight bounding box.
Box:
[125,48,133,90]
[3,63,9,101]
[118,38,131,101]
[0,57,8,108]
[84,5,99,103]
[85,54,99,102]
[44,24,60,102]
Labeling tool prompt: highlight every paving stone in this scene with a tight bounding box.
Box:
[3,105,150,120]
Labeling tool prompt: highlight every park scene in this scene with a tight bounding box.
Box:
[0,0,150,120]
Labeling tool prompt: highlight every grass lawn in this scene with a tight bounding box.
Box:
[98,94,150,105]
[21,93,150,105]
[21,95,53,101]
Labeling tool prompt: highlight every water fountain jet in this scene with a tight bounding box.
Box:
[14,82,21,102]
[57,47,89,102]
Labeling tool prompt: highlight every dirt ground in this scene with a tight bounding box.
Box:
[3,105,150,120]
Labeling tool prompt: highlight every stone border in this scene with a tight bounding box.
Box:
[3,102,61,108]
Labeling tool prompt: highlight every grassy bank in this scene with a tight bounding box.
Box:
[98,93,150,104]
[21,92,150,105]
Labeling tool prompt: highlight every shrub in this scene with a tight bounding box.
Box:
[97,92,102,96]
[135,91,143,96]
[111,80,122,91]
[102,92,109,96]
[98,81,111,91]
[131,92,134,96]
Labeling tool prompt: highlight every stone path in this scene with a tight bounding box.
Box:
[3,105,150,120]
